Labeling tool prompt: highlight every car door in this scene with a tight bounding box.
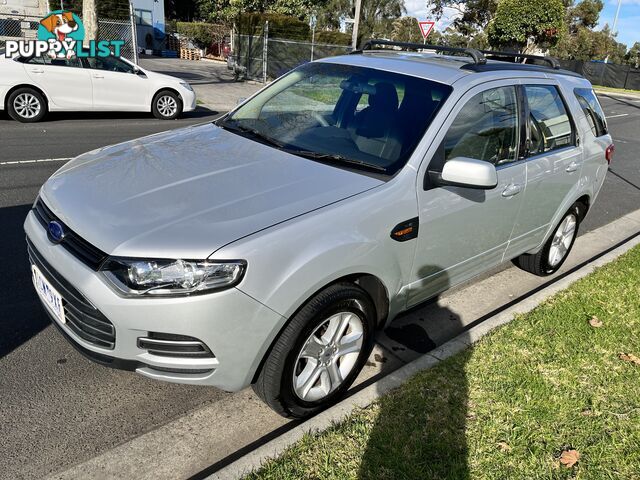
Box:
[504,82,582,259]
[407,83,526,306]
[23,55,93,110]
[85,56,150,111]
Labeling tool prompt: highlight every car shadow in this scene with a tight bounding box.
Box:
[0,204,51,359]
[359,268,471,479]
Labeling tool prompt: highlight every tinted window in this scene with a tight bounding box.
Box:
[444,86,520,165]
[25,55,82,67]
[525,85,574,156]
[223,62,452,175]
[86,56,134,73]
[574,88,608,137]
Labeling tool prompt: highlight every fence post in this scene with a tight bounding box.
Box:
[263,21,269,83]
[128,0,139,63]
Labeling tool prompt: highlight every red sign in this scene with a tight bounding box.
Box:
[418,21,435,39]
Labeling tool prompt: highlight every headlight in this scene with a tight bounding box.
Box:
[101,258,246,297]
[179,82,194,92]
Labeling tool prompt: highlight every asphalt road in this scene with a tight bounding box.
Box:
[0,94,639,480]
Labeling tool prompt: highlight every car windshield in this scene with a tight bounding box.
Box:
[218,62,452,175]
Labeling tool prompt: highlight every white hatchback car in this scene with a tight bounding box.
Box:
[0,52,196,122]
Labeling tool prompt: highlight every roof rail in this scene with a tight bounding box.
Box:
[353,39,487,65]
[481,50,561,69]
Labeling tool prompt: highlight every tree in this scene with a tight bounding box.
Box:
[568,0,603,31]
[428,0,498,33]
[627,42,640,68]
[390,16,421,43]
[487,0,565,53]
[550,24,627,63]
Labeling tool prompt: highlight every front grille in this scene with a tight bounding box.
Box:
[28,238,116,350]
[32,198,108,271]
[137,332,214,358]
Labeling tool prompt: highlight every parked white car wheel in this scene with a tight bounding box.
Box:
[8,87,47,123]
[152,90,183,120]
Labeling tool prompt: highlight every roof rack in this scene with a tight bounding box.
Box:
[353,39,487,65]
[480,50,560,69]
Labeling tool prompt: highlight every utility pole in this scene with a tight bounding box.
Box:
[605,0,622,63]
[82,0,97,47]
[351,0,362,50]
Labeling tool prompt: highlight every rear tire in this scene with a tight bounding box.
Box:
[152,90,182,120]
[8,88,47,123]
[252,283,376,418]
[513,203,582,276]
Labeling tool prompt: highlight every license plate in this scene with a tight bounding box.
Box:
[32,265,66,324]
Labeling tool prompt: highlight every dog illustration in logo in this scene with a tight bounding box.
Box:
[40,12,79,58]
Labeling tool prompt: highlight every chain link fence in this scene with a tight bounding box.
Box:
[231,23,352,82]
[0,12,137,62]
[0,13,40,46]
[97,18,136,62]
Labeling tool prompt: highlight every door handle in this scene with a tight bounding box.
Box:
[92,74,104,79]
[29,68,44,74]
[566,161,580,173]
[502,183,523,198]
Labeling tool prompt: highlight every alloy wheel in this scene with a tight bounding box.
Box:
[293,311,364,402]
[157,95,177,118]
[14,93,41,119]
[548,213,577,267]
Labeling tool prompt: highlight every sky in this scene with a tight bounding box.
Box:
[404,0,639,49]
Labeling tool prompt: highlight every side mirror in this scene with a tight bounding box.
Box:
[439,157,498,189]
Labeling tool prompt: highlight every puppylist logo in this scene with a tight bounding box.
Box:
[3,10,124,59]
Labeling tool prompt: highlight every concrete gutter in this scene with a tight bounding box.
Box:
[209,214,640,480]
[594,89,640,101]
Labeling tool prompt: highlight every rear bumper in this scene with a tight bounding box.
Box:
[24,210,286,391]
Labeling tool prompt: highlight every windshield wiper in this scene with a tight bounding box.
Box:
[283,148,388,173]
[216,119,286,149]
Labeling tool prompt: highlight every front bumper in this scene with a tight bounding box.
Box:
[180,87,197,112]
[24,210,285,391]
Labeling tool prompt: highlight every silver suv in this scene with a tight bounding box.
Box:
[26,41,614,418]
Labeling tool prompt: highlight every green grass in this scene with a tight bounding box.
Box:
[594,85,640,96]
[246,245,640,480]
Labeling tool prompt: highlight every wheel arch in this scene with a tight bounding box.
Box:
[152,87,183,106]
[4,84,49,111]
[574,194,590,221]
[249,272,390,385]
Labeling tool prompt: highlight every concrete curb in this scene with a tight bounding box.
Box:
[594,89,640,101]
[208,231,640,480]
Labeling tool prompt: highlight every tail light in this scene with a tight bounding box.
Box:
[605,144,615,164]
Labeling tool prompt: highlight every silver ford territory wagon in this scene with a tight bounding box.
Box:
[26,40,614,418]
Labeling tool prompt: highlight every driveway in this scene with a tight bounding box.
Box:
[139,56,263,112]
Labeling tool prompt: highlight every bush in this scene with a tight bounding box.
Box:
[237,12,309,41]
[315,30,351,46]
[176,22,227,49]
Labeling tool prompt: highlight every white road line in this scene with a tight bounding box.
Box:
[607,113,630,119]
[0,157,70,166]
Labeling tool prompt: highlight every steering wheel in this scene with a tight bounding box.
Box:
[313,112,330,127]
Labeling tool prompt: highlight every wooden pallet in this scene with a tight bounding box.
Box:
[180,48,201,61]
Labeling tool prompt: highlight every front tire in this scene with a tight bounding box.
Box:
[253,283,376,418]
[152,90,182,120]
[8,88,47,123]
[513,204,581,276]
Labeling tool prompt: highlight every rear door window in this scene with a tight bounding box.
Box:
[574,88,608,137]
[444,86,520,166]
[524,85,575,156]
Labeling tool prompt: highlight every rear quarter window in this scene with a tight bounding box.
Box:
[574,88,608,137]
